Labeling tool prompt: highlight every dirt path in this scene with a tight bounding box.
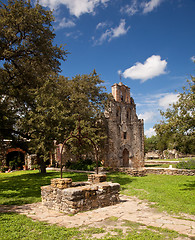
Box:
[1,195,194,238]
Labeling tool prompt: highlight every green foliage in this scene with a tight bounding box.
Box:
[0,165,9,172]
[0,1,109,172]
[0,0,67,161]
[18,72,109,170]
[154,77,195,154]
[65,158,101,171]
[176,159,195,170]
[0,96,18,140]
[0,0,110,173]
[144,135,159,153]
[0,0,66,101]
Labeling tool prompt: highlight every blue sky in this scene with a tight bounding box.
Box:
[37,0,194,137]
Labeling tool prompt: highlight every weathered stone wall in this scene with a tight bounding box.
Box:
[145,168,195,176]
[41,182,120,214]
[41,175,120,214]
[104,82,144,169]
[102,167,194,176]
[112,83,131,103]
[110,167,146,177]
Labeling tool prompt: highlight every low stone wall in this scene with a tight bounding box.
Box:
[145,168,195,176]
[145,161,179,165]
[41,175,120,214]
[103,167,194,176]
[112,168,146,177]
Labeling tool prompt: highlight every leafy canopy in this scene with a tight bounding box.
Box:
[0,0,67,140]
[144,135,159,153]
[19,72,109,162]
[154,77,195,154]
[0,0,109,172]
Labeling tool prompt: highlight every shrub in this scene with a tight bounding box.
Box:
[31,164,40,170]
[65,158,101,171]
[176,159,195,170]
[0,166,9,173]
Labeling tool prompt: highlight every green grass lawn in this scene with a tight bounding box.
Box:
[145,157,195,169]
[145,157,195,162]
[0,212,188,240]
[107,173,195,215]
[145,163,177,168]
[0,170,87,205]
[0,170,194,215]
[0,170,194,240]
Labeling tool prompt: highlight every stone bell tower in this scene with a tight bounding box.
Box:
[104,82,144,169]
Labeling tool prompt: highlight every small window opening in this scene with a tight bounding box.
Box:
[124,132,127,139]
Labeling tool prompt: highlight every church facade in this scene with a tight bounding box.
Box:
[104,82,144,169]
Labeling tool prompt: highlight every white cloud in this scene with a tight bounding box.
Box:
[39,0,110,17]
[120,0,138,16]
[145,128,156,137]
[95,30,110,44]
[123,55,167,82]
[142,0,162,14]
[138,111,156,123]
[96,22,108,30]
[158,93,178,109]
[65,30,82,39]
[120,0,163,16]
[56,17,76,29]
[191,56,195,62]
[111,19,130,39]
[118,70,122,75]
[93,19,130,45]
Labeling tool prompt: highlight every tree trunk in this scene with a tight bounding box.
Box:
[37,155,46,173]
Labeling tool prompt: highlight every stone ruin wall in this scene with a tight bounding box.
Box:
[145,168,195,176]
[104,82,144,169]
[41,175,120,214]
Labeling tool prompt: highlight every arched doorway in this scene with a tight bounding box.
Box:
[6,148,25,170]
[123,148,129,167]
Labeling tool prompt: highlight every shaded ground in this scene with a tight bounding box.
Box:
[0,195,194,238]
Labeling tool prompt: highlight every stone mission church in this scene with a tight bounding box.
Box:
[104,82,144,169]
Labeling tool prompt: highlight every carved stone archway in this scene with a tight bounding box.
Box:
[6,148,26,169]
[6,148,26,155]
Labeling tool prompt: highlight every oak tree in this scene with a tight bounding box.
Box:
[0,0,67,140]
[154,77,195,154]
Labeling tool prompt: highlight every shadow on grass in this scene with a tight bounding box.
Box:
[0,171,135,206]
[107,172,136,191]
[180,180,195,191]
[0,171,88,205]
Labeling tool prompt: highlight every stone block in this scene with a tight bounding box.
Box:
[88,174,107,183]
[51,178,72,189]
